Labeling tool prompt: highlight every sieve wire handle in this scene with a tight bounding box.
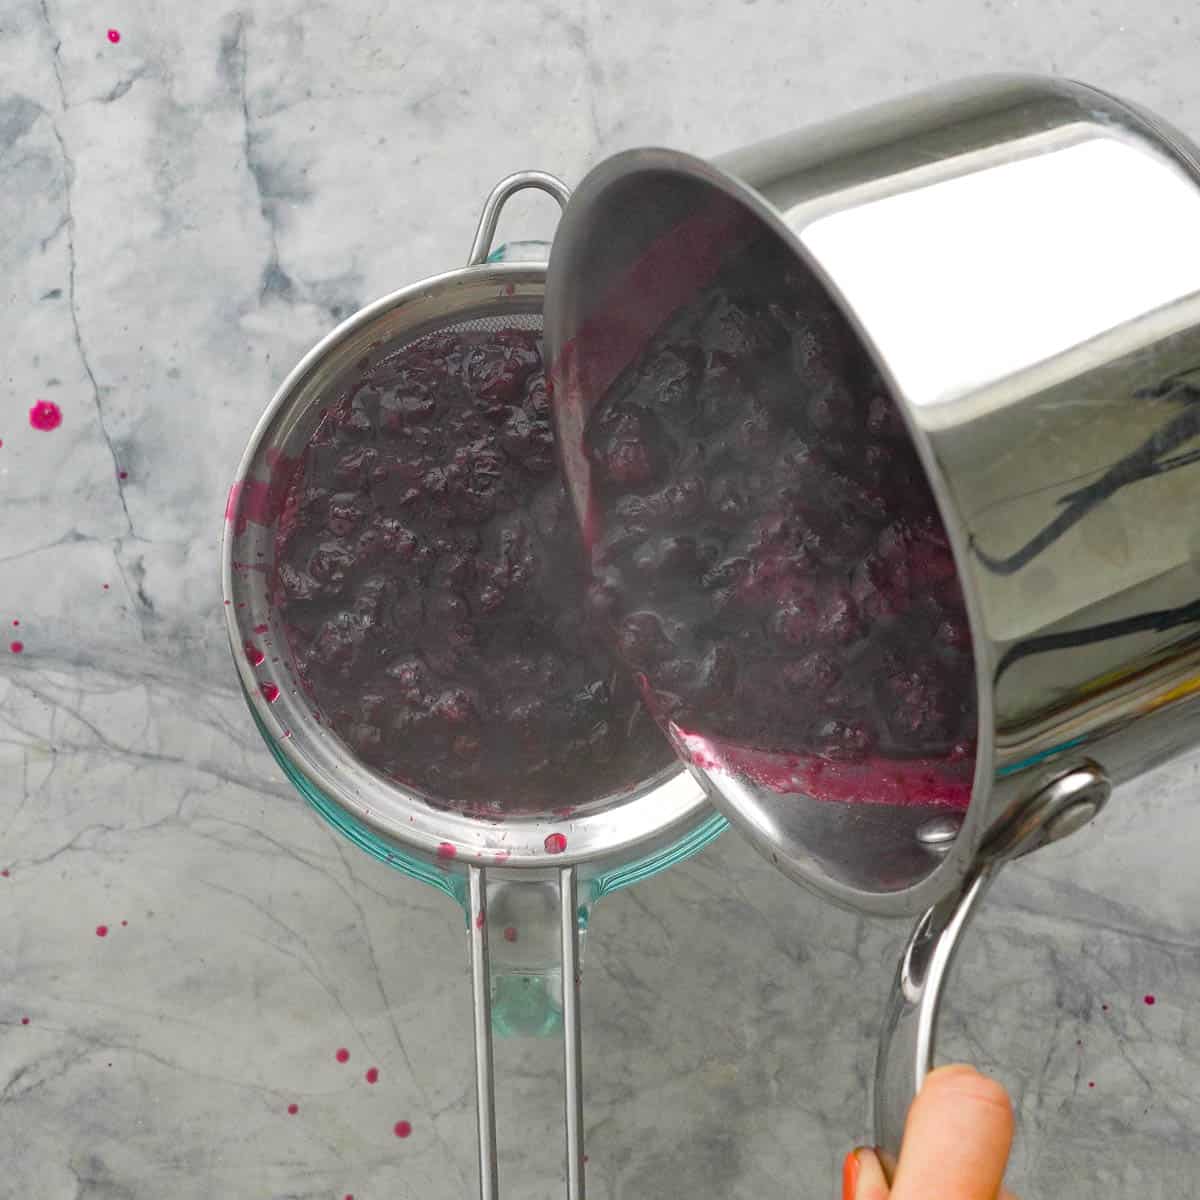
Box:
[467,863,586,1200]
[468,866,499,1200]
[467,172,571,267]
[559,864,586,1200]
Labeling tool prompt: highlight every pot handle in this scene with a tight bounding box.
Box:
[872,763,1111,1177]
[467,171,572,267]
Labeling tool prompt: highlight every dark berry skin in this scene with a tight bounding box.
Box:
[581,235,977,781]
[274,329,672,813]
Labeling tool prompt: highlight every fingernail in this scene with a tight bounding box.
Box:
[842,1149,861,1200]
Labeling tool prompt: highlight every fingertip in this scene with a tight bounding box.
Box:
[925,1062,979,1081]
[891,1066,1015,1200]
[923,1063,1014,1123]
[844,1147,890,1200]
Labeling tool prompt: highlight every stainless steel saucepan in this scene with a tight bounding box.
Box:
[542,74,1200,1166]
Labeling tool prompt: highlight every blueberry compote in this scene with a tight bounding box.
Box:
[273,327,672,814]
[581,237,977,807]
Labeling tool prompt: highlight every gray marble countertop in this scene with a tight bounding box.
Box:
[4,1,1199,1196]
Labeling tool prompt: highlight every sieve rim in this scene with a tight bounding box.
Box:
[222,256,714,877]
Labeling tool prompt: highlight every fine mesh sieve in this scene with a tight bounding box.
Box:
[222,172,723,1200]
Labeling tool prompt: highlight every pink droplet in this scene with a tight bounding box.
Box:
[287,1103,299,1115]
[10,620,17,627]
[1144,994,1157,1006]
[9,641,23,654]
[120,919,128,927]
[260,682,280,703]
[475,911,485,929]
[365,1067,379,1084]
[253,623,269,635]
[1088,1081,1095,1088]
[106,27,121,43]
[95,924,108,938]
[102,583,110,590]
[0,439,4,448]
[436,842,456,860]
[28,400,62,431]
[335,1047,350,1064]
[503,926,518,943]
[544,832,567,855]
[244,641,265,666]
[20,1017,29,1026]
[394,1120,412,1139]
[118,470,128,480]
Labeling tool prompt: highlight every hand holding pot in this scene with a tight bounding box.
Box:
[844,1065,1017,1200]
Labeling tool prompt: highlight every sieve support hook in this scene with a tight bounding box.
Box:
[467,863,587,1200]
[467,172,571,267]
[872,762,1111,1177]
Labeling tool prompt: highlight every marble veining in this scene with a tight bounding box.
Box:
[2,0,1199,1195]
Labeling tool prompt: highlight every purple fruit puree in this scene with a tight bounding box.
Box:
[273,328,673,814]
[580,236,977,805]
